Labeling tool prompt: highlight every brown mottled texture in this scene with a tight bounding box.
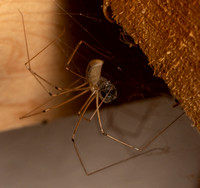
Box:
[109,0,200,131]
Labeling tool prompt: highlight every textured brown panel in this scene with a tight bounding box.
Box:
[109,0,200,131]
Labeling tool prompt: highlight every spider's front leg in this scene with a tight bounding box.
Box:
[19,10,68,96]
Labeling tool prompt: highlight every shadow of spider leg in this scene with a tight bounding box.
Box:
[72,86,185,175]
[71,66,185,175]
[96,92,185,152]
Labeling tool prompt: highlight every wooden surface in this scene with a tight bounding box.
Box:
[0,0,77,132]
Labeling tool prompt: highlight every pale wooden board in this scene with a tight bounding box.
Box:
[0,0,81,132]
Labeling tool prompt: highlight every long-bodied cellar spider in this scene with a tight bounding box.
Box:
[19,2,185,175]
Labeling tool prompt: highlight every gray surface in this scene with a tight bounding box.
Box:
[0,96,200,188]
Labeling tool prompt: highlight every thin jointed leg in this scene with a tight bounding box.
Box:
[20,89,90,119]
[65,40,113,80]
[96,92,185,151]
[71,91,97,176]
[95,92,142,151]
[19,9,69,95]
[72,91,96,141]
[72,91,185,175]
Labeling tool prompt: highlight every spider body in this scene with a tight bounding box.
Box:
[86,59,104,91]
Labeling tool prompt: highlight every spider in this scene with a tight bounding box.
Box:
[19,6,184,175]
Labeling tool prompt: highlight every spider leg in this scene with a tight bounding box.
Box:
[96,91,185,151]
[72,91,173,175]
[71,91,96,176]
[72,91,96,141]
[77,91,96,115]
[51,82,89,97]
[65,40,113,80]
[20,89,90,119]
[19,10,69,95]
[88,84,114,121]
[95,92,141,151]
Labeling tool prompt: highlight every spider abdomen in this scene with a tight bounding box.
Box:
[86,59,104,87]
